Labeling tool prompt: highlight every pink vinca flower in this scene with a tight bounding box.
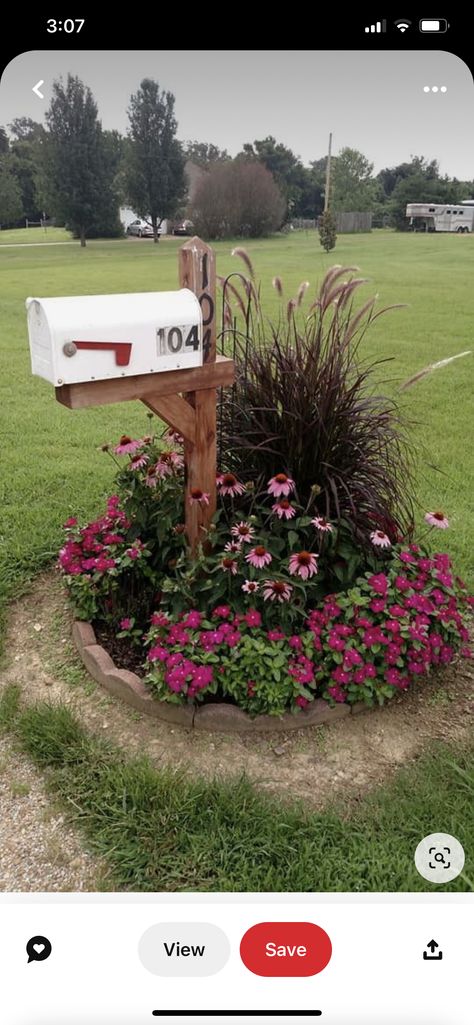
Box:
[289,551,318,580]
[242,580,260,594]
[246,545,272,569]
[272,499,296,520]
[262,580,293,602]
[311,516,333,533]
[114,435,142,455]
[370,529,391,549]
[267,473,295,498]
[189,488,210,506]
[216,472,246,497]
[425,511,449,529]
[231,521,255,542]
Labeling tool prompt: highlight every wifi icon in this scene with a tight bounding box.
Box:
[395,18,412,31]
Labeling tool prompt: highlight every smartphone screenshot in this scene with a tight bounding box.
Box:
[0,16,473,1024]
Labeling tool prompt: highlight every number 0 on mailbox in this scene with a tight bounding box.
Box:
[26,288,203,387]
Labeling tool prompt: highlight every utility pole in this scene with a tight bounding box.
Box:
[324,132,333,212]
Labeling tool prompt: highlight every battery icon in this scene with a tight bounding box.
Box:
[419,19,449,32]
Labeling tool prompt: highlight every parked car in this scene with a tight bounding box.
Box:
[173,219,194,236]
[126,219,163,238]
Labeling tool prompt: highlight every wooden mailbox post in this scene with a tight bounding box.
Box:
[54,238,234,553]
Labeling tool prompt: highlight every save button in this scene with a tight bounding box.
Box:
[240,922,332,977]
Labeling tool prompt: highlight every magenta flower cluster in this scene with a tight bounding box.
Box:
[143,545,472,715]
[58,496,139,576]
[58,496,150,623]
[307,547,472,705]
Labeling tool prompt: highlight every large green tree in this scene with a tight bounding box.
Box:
[0,159,23,225]
[43,74,119,246]
[124,78,185,243]
[332,147,380,212]
[6,119,46,223]
[241,136,316,218]
[184,141,230,168]
[0,127,9,155]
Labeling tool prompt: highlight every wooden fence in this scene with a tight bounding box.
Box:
[291,213,373,233]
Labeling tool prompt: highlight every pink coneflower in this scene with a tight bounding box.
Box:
[242,580,260,594]
[272,499,296,520]
[246,545,272,569]
[145,468,158,488]
[221,557,238,575]
[164,429,184,446]
[114,435,142,455]
[263,580,293,602]
[155,450,184,476]
[224,540,242,553]
[216,472,246,497]
[289,551,318,580]
[311,515,333,533]
[129,453,149,470]
[370,529,392,549]
[267,473,295,498]
[231,521,255,542]
[189,488,210,506]
[425,511,449,529]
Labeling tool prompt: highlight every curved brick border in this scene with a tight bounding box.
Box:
[73,620,367,733]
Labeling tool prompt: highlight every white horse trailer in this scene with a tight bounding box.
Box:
[406,201,474,233]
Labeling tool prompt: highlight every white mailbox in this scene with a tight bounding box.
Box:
[26,289,203,386]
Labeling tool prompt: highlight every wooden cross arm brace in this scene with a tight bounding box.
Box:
[55,355,234,410]
[143,393,196,443]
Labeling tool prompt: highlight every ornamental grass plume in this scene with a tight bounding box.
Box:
[218,257,415,542]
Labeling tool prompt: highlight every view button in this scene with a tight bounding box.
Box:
[240,921,332,977]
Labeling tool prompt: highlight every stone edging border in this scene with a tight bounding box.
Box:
[73,620,368,733]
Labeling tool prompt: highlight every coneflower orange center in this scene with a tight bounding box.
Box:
[254,546,267,556]
[222,558,234,568]
[272,581,286,593]
[223,473,237,486]
[191,488,203,498]
[433,511,445,519]
[297,551,312,565]
[275,473,288,483]
[119,435,132,445]
[279,500,290,509]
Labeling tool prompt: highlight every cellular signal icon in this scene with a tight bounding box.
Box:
[365,20,387,33]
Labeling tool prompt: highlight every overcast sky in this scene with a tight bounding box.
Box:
[1,49,473,177]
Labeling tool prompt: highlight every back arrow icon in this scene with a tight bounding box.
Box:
[32,80,44,99]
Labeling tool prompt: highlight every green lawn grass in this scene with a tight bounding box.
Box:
[0,226,73,245]
[1,686,472,891]
[1,229,473,631]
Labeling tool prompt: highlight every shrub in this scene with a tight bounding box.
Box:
[190,159,286,239]
[218,256,415,543]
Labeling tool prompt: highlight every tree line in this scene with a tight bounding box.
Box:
[1,74,473,242]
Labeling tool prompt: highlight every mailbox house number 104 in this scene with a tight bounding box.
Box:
[156,323,200,356]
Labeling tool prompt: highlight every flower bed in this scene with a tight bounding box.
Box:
[58,262,472,726]
[60,449,472,721]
